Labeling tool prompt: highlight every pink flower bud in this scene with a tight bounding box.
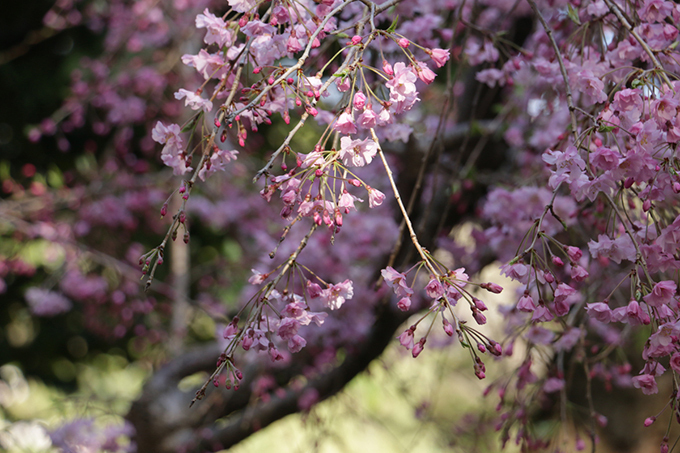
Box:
[472,308,487,325]
[160,203,168,217]
[398,38,410,48]
[253,67,262,74]
[474,298,488,311]
[566,246,582,262]
[442,318,454,336]
[412,338,426,357]
[382,60,393,76]
[644,416,656,427]
[482,282,503,294]
[351,35,362,45]
[353,91,367,110]
[428,48,450,68]
[552,256,564,266]
[397,297,411,311]
[643,199,651,211]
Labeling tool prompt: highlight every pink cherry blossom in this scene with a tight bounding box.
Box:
[287,334,307,353]
[277,317,300,340]
[586,302,613,323]
[398,328,415,350]
[670,353,680,373]
[517,294,536,312]
[367,187,385,208]
[381,266,414,298]
[353,92,367,110]
[195,9,233,47]
[643,281,677,308]
[397,297,411,311]
[632,374,658,395]
[428,48,450,68]
[414,61,436,84]
[425,277,444,298]
[386,62,418,103]
[174,89,213,113]
[357,109,378,128]
[334,111,357,134]
[321,279,353,310]
[152,121,191,175]
[227,0,259,13]
[338,136,378,167]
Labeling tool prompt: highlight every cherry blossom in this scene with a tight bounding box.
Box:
[338,136,378,167]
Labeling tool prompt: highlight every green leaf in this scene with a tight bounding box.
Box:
[0,161,9,180]
[181,114,201,133]
[386,15,399,33]
[47,165,64,189]
[567,5,581,25]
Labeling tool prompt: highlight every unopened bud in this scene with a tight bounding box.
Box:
[474,298,488,311]
[482,282,503,294]
[412,338,426,358]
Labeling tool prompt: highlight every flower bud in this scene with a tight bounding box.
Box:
[412,338,426,358]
